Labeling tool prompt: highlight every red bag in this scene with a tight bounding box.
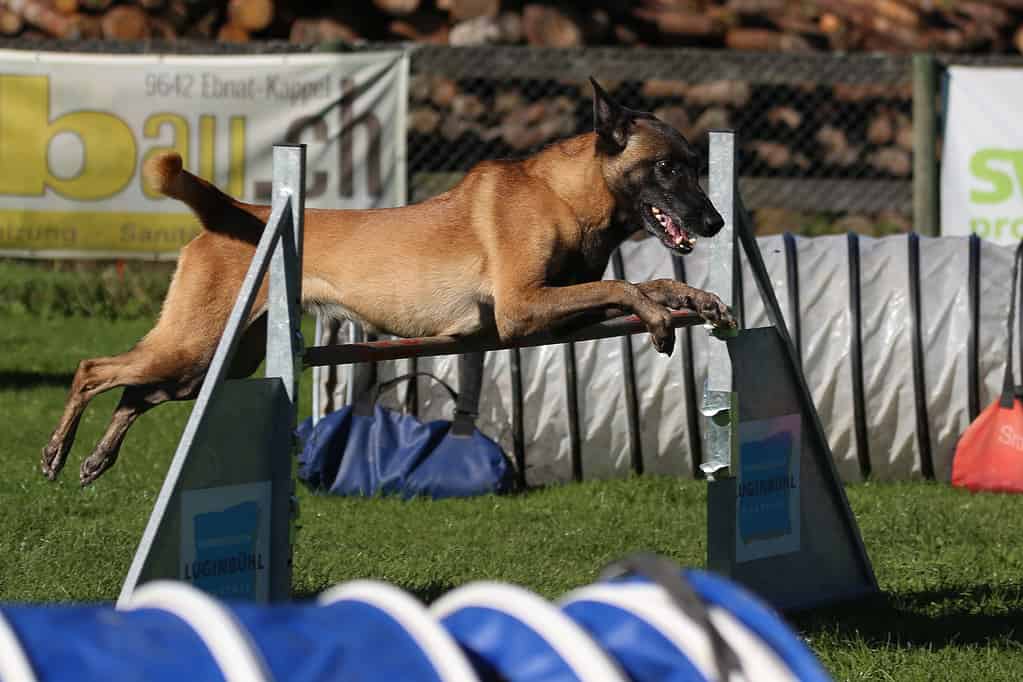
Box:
[952,242,1023,493]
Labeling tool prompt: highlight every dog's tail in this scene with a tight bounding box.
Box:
[143,152,266,237]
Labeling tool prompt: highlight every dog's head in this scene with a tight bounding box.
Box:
[590,78,724,255]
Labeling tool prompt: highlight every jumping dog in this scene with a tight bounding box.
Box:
[42,78,734,485]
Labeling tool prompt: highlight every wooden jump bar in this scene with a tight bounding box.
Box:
[303,310,704,367]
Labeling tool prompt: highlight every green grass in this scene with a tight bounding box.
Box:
[2,312,1022,680]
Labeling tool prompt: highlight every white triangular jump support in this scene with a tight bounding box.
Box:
[702,130,878,611]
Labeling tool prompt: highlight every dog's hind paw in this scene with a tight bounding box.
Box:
[79,451,117,487]
[40,443,67,481]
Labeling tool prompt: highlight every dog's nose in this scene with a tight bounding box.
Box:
[704,210,725,234]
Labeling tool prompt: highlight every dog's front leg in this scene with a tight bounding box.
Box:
[496,281,678,355]
[636,279,735,328]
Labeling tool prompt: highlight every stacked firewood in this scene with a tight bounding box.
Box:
[407,73,916,184]
[3,0,1023,55]
[0,0,278,42]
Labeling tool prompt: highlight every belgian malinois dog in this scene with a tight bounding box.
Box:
[42,78,733,485]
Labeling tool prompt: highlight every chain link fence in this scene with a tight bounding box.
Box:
[405,46,917,237]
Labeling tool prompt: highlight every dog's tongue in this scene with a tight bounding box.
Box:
[663,214,681,239]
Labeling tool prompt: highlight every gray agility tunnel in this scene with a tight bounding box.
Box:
[0,554,831,682]
[314,232,1013,486]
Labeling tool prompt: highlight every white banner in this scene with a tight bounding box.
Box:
[0,49,407,258]
[941,66,1023,245]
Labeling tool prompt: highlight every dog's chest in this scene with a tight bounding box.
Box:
[548,231,620,286]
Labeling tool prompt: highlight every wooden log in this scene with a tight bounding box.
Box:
[6,0,82,37]
[614,22,640,45]
[725,28,814,51]
[686,107,731,142]
[633,7,722,36]
[53,0,78,15]
[408,107,441,135]
[726,0,787,13]
[389,15,449,44]
[642,80,689,98]
[685,80,751,108]
[217,22,250,42]
[816,125,860,166]
[289,17,361,44]
[449,14,501,45]
[521,4,582,47]
[819,12,843,34]
[927,28,967,52]
[767,106,802,129]
[227,0,273,32]
[867,110,894,145]
[833,82,913,102]
[450,93,485,120]
[436,0,498,21]
[497,11,522,43]
[772,12,826,40]
[374,0,419,15]
[0,8,24,35]
[954,2,1011,28]
[653,106,690,135]
[750,140,791,169]
[868,0,919,28]
[894,112,913,151]
[101,5,149,40]
[430,77,459,108]
[868,147,911,176]
[493,89,526,115]
[148,16,176,40]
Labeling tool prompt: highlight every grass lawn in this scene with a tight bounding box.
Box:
[1,312,1022,680]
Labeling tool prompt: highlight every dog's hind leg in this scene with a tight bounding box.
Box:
[78,382,196,486]
[74,314,268,486]
[40,342,206,481]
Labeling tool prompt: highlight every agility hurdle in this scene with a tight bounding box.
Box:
[120,132,877,612]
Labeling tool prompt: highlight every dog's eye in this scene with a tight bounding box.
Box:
[656,159,677,175]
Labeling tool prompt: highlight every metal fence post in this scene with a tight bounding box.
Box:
[913,52,939,237]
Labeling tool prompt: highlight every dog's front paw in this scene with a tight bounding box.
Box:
[693,291,735,328]
[643,307,676,356]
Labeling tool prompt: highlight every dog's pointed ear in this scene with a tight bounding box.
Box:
[590,77,630,154]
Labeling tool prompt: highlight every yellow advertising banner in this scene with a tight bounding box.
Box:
[0,49,407,259]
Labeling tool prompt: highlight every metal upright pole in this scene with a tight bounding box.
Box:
[913,53,939,237]
[702,131,740,478]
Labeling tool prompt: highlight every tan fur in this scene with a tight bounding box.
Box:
[43,128,731,485]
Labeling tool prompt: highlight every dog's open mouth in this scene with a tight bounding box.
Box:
[650,206,697,254]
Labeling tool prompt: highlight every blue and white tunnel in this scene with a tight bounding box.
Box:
[0,558,831,682]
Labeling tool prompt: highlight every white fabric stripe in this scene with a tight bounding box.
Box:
[0,610,38,682]
[430,581,628,682]
[118,581,272,682]
[318,580,479,682]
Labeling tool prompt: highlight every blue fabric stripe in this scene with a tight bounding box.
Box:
[441,606,580,682]
[2,606,224,682]
[562,600,708,682]
[230,600,446,682]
